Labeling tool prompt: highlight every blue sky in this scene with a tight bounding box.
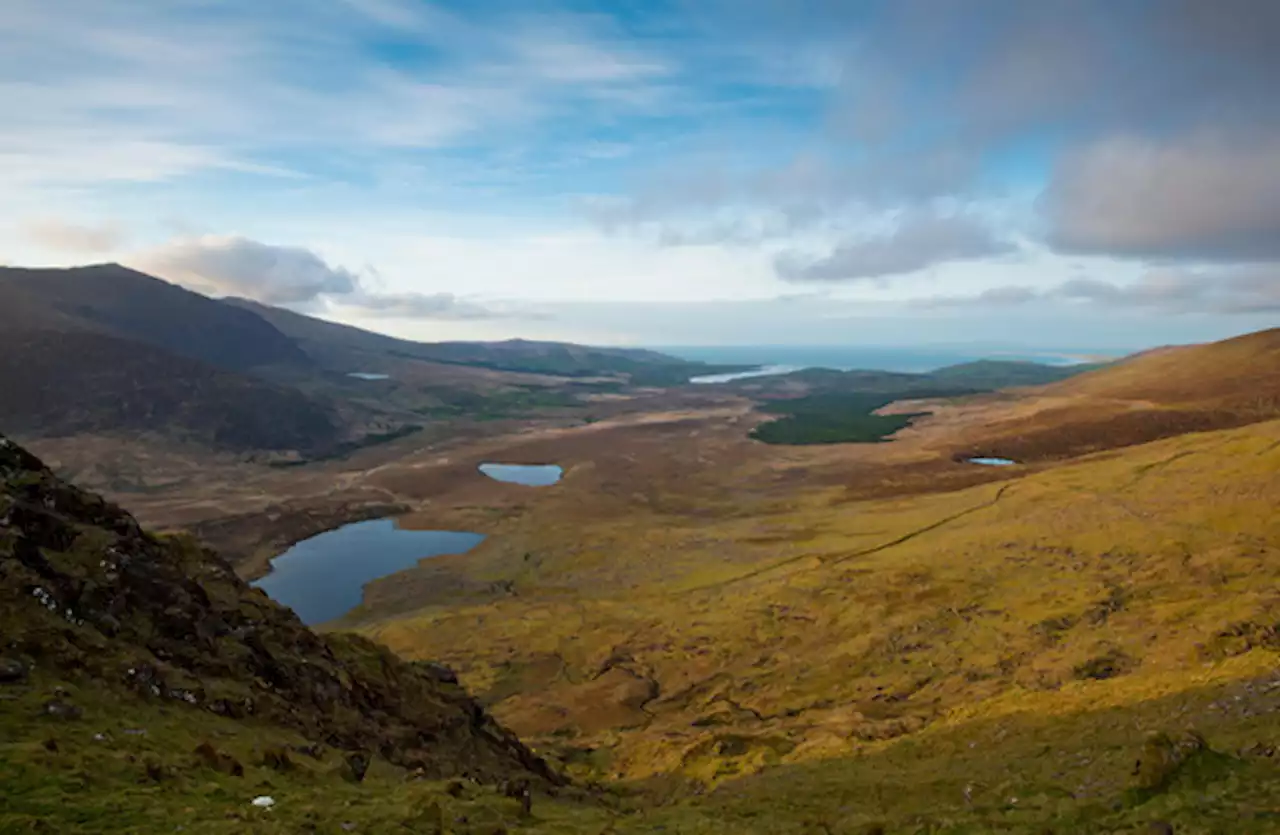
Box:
[2,0,1277,348]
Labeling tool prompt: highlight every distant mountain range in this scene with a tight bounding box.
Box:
[0,264,735,455]
[12,262,1262,464]
[224,296,719,384]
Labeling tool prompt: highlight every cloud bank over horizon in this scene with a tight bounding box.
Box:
[2,0,1277,347]
[128,235,512,321]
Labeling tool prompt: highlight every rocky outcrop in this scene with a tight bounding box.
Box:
[0,433,561,786]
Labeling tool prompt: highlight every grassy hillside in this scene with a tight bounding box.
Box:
[10,413,1280,832]
[0,264,606,459]
[0,433,597,834]
[729,359,1097,398]
[0,265,360,455]
[732,361,1099,446]
[929,358,1104,387]
[0,329,345,453]
[7,327,1280,832]
[0,265,309,373]
[362,416,1280,831]
[950,328,1280,462]
[1050,328,1280,405]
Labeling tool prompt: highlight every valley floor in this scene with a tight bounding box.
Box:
[20,379,1280,832]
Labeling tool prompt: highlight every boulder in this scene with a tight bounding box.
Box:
[0,657,28,683]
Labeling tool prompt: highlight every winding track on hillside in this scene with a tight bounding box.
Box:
[676,482,1015,597]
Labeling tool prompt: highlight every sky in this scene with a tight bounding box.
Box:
[1,0,1278,350]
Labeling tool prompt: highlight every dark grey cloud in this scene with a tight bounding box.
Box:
[132,235,508,319]
[1057,269,1280,313]
[596,0,1280,272]
[836,0,1280,145]
[918,267,1280,314]
[775,211,1015,282]
[828,0,1280,262]
[1042,137,1280,261]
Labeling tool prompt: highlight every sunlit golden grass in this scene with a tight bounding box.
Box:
[359,418,1280,828]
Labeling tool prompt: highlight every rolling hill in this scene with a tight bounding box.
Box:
[0,265,350,454]
[727,358,1099,399]
[724,359,1103,446]
[0,265,310,373]
[0,328,344,453]
[226,297,740,384]
[950,328,1280,461]
[0,263,729,458]
[929,358,1104,387]
[1049,327,1280,405]
[0,268,351,454]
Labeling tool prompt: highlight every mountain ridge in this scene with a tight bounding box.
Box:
[0,327,346,453]
[225,296,738,382]
[0,264,717,457]
[0,264,311,373]
[946,327,1280,462]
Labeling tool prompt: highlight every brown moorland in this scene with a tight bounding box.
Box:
[897,327,1280,463]
[7,328,1280,832]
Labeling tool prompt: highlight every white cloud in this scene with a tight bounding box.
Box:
[129,236,358,305]
[503,28,671,83]
[127,233,523,320]
[1044,135,1280,261]
[4,0,1279,351]
[332,290,506,321]
[0,0,677,194]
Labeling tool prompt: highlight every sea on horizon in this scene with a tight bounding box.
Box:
[659,345,1109,375]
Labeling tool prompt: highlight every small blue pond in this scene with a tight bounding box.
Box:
[347,372,391,381]
[969,457,1018,467]
[252,519,484,624]
[478,463,563,486]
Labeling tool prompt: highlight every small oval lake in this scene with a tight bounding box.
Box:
[251,519,484,625]
[478,463,563,486]
[347,372,391,381]
[969,457,1018,466]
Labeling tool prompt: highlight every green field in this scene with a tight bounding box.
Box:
[750,393,937,444]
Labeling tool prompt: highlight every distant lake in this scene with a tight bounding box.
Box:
[663,346,1103,374]
[690,364,802,384]
[969,457,1018,467]
[252,519,484,624]
[479,463,563,486]
[348,372,391,381]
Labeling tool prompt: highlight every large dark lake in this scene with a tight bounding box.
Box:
[252,519,484,624]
